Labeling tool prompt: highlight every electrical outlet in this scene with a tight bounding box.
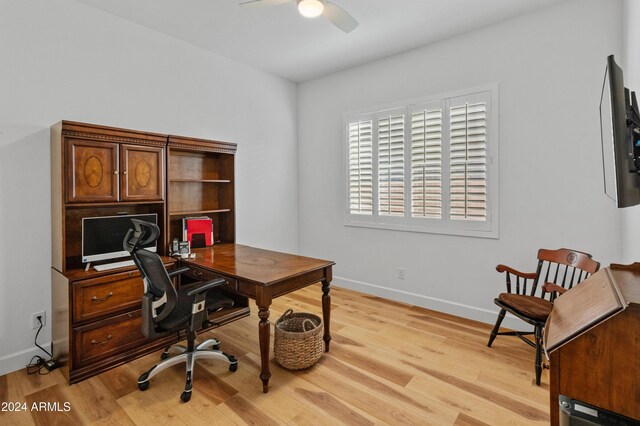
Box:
[397,268,405,280]
[32,311,46,329]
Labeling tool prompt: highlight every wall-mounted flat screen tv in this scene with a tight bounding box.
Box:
[600,54,640,208]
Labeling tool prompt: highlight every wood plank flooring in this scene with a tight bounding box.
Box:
[0,284,549,425]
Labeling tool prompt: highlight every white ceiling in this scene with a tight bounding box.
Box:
[75,0,570,82]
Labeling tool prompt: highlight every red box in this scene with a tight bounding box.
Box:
[183,217,213,247]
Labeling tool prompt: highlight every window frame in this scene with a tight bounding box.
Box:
[343,84,499,239]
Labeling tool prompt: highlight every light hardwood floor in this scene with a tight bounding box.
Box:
[0,284,549,425]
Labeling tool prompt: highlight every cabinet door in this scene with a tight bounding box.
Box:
[120,144,164,201]
[66,139,119,203]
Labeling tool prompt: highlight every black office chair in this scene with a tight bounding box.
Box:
[123,219,238,402]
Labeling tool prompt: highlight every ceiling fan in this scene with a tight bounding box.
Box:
[239,0,359,33]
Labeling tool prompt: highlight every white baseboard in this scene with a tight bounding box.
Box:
[0,343,52,376]
[333,275,525,331]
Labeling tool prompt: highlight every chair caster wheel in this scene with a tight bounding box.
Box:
[160,352,169,360]
[212,343,220,350]
[229,362,238,372]
[137,371,150,390]
[180,391,191,402]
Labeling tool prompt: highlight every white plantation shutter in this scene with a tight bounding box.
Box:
[410,104,443,218]
[378,112,405,216]
[348,120,373,215]
[449,96,488,222]
[345,87,496,237]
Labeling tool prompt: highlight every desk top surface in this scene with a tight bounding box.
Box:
[545,264,640,353]
[545,267,625,352]
[184,244,334,285]
[60,256,177,281]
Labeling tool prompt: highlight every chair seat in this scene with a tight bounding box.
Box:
[497,293,553,322]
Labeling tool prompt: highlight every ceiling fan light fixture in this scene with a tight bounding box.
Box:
[297,0,324,18]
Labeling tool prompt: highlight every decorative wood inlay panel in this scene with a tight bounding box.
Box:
[134,160,151,188]
[83,156,103,188]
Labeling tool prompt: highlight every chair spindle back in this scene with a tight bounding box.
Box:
[532,248,600,300]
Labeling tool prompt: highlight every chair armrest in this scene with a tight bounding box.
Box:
[542,282,567,295]
[186,277,226,297]
[495,264,537,279]
[168,266,190,278]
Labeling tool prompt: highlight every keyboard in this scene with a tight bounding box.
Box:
[94,260,135,271]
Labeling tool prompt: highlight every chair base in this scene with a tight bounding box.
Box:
[487,307,545,385]
[138,337,238,402]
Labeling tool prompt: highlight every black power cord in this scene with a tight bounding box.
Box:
[26,316,57,375]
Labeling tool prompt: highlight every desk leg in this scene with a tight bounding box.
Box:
[322,276,331,352]
[256,291,272,393]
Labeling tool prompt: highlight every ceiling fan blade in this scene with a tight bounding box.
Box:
[323,1,359,33]
[239,0,290,8]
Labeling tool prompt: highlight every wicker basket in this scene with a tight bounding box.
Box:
[274,309,324,370]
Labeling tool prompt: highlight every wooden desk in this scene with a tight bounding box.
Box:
[546,265,640,424]
[182,243,335,393]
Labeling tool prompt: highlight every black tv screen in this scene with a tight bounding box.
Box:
[600,54,640,208]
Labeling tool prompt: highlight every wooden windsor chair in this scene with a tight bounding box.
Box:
[487,248,600,385]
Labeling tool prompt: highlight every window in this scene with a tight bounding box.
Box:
[344,86,498,238]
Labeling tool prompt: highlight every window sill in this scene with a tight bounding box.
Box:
[344,219,499,239]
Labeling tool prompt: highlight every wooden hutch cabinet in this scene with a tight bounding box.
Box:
[51,121,248,384]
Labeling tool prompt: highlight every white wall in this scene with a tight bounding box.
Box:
[622,0,640,262]
[0,0,298,375]
[297,0,623,327]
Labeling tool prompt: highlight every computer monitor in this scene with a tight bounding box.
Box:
[82,213,158,263]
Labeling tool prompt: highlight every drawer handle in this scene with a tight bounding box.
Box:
[91,335,112,345]
[91,292,113,303]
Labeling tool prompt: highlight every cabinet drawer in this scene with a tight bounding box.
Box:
[73,310,150,368]
[186,265,237,291]
[72,270,143,323]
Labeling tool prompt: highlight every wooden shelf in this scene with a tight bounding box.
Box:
[169,209,231,216]
[170,179,231,183]
[167,137,236,245]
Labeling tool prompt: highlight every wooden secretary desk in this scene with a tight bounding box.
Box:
[50,121,249,383]
[545,264,640,424]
